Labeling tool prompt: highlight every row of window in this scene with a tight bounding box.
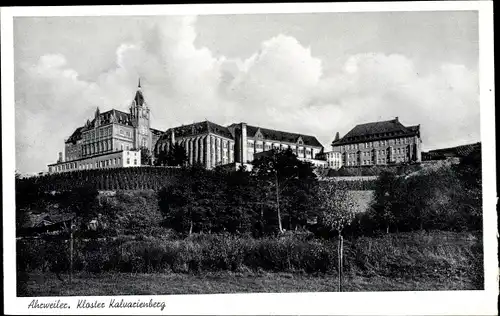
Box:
[345,147,410,159]
[328,161,341,168]
[52,155,140,173]
[343,155,410,166]
[83,141,131,156]
[83,126,112,140]
[340,138,414,151]
[247,142,315,156]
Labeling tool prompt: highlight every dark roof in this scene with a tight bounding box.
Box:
[428,142,481,158]
[332,118,420,146]
[65,126,84,144]
[150,128,163,135]
[24,212,75,229]
[82,109,134,131]
[134,89,145,106]
[161,121,234,140]
[229,124,323,148]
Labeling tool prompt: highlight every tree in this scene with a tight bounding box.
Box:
[158,165,223,234]
[221,166,261,234]
[370,171,401,233]
[452,146,482,230]
[60,185,99,233]
[252,148,318,234]
[166,143,188,167]
[317,181,357,292]
[140,147,152,166]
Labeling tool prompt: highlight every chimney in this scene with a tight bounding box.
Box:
[58,152,63,163]
[334,132,340,141]
[395,116,399,123]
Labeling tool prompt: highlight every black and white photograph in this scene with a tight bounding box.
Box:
[1,2,497,315]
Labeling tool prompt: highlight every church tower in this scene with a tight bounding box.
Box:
[130,78,151,152]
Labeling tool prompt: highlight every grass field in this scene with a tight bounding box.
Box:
[23,270,479,296]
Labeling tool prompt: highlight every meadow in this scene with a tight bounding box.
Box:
[18,230,483,296]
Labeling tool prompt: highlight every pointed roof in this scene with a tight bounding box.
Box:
[133,78,145,106]
[134,90,145,106]
[332,117,420,146]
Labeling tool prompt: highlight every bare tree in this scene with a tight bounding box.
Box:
[317,182,357,292]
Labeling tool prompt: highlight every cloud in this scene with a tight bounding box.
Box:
[15,16,479,174]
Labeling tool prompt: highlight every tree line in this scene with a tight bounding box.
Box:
[16,146,482,239]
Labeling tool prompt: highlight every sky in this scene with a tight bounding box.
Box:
[13,11,480,174]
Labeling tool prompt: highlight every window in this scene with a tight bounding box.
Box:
[134,159,137,165]
[114,158,117,165]
[127,158,130,164]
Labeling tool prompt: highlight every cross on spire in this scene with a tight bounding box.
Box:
[138,77,141,89]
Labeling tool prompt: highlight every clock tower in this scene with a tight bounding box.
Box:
[130,78,151,153]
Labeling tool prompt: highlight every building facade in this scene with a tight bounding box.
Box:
[155,121,236,169]
[331,117,422,167]
[319,151,343,169]
[48,81,159,173]
[53,83,429,174]
[48,149,141,173]
[155,122,325,169]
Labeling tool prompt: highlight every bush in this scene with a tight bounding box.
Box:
[16,231,482,284]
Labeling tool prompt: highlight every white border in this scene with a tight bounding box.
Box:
[2,2,497,315]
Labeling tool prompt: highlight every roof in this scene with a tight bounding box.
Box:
[24,212,75,229]
[65,126,84,144]
[134,89,145,106]
[150,128,163,135]
[427,142,481,158]
[229,123,323,148]
[332,118,420,146]
[82,109,134,131]
[161,121,234,140]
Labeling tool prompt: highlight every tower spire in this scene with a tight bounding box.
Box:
[133,78,145,107]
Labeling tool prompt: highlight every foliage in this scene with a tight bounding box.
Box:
[251,148,319,233]
[156,143,188,167]
[317,182,357,234]
[366,148,483,233]
[140,147,153,166]
[330,164,422,177]
[17,231,483,283]
[369,171,403,233]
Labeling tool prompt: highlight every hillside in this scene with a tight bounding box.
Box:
[17,166,377,192]
[17,167,183,192]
